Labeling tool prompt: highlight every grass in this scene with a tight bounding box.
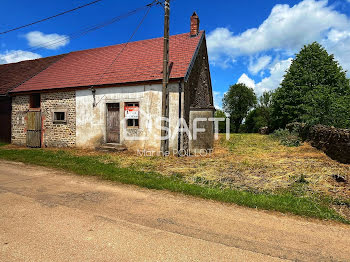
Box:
[0,146,348,224]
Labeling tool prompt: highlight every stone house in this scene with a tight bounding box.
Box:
[0,55,64,142]
[9,13,214,152]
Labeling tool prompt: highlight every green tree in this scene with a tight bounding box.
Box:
[271,42,350,129]
[214,109,227,133]
[223,83,257,133]
[245,91,272,133]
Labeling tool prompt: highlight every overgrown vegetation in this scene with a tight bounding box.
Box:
[0,137,349,223]
[272,128,303,147]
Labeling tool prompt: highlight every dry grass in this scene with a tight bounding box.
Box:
[1,135,349,222]
[66,134,349,201]
[7,134,348,200]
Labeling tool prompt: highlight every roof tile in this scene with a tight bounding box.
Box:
[11,32,203,93]
[0,55,65,95]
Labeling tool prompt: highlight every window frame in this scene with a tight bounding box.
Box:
[52,109,68,124]
[124,102,140,129]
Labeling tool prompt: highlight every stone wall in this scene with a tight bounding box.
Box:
[189,109,214,151]
[308,125,350,164]
[41,91,76,147]
[184,35,214,151]
[11,95,29,145]
[11,91,76,148]
[187,37,213,109]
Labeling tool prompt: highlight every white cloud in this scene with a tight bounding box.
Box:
[237,58,293,95]
[213,91,224,109]
[207,0,350,67]
[248,56,272,75]
[255,58,293,93]
[0,50,41,64]
[25,31,69,50]
[237,73,256,90]
[322,29,350,74]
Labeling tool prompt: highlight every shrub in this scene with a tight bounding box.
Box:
[272,128,302,147]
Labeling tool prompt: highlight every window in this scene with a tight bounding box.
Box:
[30,94,40,108]
[53,111,67,124]
[127,118,139,127]
[125,102,139,128]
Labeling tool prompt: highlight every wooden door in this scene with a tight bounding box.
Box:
[26,111,41,148]
[107,104,120,143]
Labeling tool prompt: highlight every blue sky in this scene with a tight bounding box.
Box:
[1,0,350,108]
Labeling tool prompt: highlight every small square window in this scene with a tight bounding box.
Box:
[53,111,66,123]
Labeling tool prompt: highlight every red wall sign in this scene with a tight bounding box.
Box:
[124,106,139,119]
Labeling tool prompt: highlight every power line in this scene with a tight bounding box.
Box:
[0,0,160,80]
[0,0,104,35]
[94,1,156,106]
[16,1,160,53]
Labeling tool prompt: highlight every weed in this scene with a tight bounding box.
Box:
[272,129,303,147]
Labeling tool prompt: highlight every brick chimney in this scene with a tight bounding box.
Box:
[190,12,200,37]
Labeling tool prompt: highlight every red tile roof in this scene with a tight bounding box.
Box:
[10,31,204,93]
[0,55,65,95]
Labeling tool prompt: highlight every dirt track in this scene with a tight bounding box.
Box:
[0,160,349,261]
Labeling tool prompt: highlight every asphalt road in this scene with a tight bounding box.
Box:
[0,160,349,262]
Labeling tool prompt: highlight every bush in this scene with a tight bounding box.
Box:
[272,128,302,147]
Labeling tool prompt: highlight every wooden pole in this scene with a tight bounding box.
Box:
[161,0,170,154]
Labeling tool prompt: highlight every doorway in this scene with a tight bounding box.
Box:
[26,111,41,148]
[106,103,120,143]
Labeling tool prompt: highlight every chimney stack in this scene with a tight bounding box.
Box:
[190,12,200,36]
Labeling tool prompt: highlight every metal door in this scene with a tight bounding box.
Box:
[26,111,41,148]
[107,104,120,143]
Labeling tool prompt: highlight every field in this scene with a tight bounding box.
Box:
[108,134,350,197]
[96,134,350,218]
[1,134,349,222]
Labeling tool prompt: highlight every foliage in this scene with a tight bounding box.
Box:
[272,128,303,147]
[214,109,227,133]
[0,147,347,223]
[259,90,273,108]
[223,83,257,133]
[271,42,350,129]
[302,85,350,128]
[245,91,272,133]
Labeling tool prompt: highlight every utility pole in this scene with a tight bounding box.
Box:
[161,0,170,154]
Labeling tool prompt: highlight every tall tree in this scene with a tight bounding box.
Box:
[223,83,257,133]
[271,42,350,129]
[245,91,272,133]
